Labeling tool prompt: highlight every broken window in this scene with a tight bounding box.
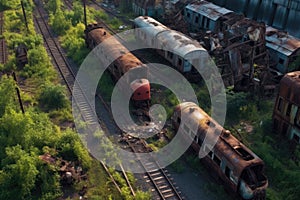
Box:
[195,16,199,23]
[286,103,292,117]
[208,151,213,158]
[279,58,285,65]
[178,58,182,66]
[293,134,300,143]
[187,12,191,19]
[241,165,267,189]
[225,166,231,178]
[206,19,210,29]
[198,137,203,146]
[277,97,283,112]
[194,136,198,143]
[177,117,181,124]
[213,154,221,166]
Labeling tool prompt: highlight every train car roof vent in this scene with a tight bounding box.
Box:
[233,146,254,161]
[189,107,195,113]
[222,130,230,137]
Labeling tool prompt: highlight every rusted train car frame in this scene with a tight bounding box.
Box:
[84,23,151,105]
[273,71,300,144]
[172,102,268,200]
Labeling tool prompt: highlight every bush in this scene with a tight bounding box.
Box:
[38,83,69,111]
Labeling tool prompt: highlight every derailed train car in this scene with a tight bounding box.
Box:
[84,23,150,106]
[172,102,268,200]
[273,71,300,143]
[133,16,208,81]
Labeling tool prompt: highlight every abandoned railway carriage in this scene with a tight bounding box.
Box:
[273,71,300,143]
[134,16,208,80]
[84,23,150,105]
[172,102,268,200]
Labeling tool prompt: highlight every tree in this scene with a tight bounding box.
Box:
[0,76,18,117]
[0,145,39,200]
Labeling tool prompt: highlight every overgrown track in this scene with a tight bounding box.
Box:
[126,138,184,200]
[87,2,185,199]
[35,2,137,197]
[33,7,74,95]
[0,12,8,64]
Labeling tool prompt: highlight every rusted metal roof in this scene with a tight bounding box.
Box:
[156,30,206,58]
[279,71,300,105]
[266,26,300,57]
[186,0,233,21]
[177,102,264,176]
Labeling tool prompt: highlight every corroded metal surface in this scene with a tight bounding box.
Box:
[172,102,268,200]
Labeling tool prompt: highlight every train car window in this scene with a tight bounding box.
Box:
[213,154,221,166]
[279,58,284,65]
[178,58,182,66]
[206,19,210,29]
[194,136,198,143]
[208,151,213,158]
[198,137,203,146]
[167,52,173,59]
[195,16,199,23]
[286,103,292,117]
[293,134,300,143]
[225,166,231,178]
[204,145,213,158]
[187,12,191,19]
[177,117,181,124]
[277,97,283,112]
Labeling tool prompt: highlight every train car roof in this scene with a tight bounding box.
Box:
[134,16,168,29]
[266,26,300,57]
[156,30,206,58]
[87,26,144,72]
[134,16,169,38]
[176,102,264,175]
[186,0,233,21]
[279,71,300,105]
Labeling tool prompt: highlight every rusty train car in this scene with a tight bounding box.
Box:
[273,71,300,143]
[133,16,209,81]
[172,102,268,200]
[84,23,150,106]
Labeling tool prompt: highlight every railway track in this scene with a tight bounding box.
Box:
[0,12,8,65]
[34,2,136,197]
[84,2,185,200]
[125,137,184,200]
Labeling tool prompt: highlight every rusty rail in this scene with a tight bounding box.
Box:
[126,138,184,200]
